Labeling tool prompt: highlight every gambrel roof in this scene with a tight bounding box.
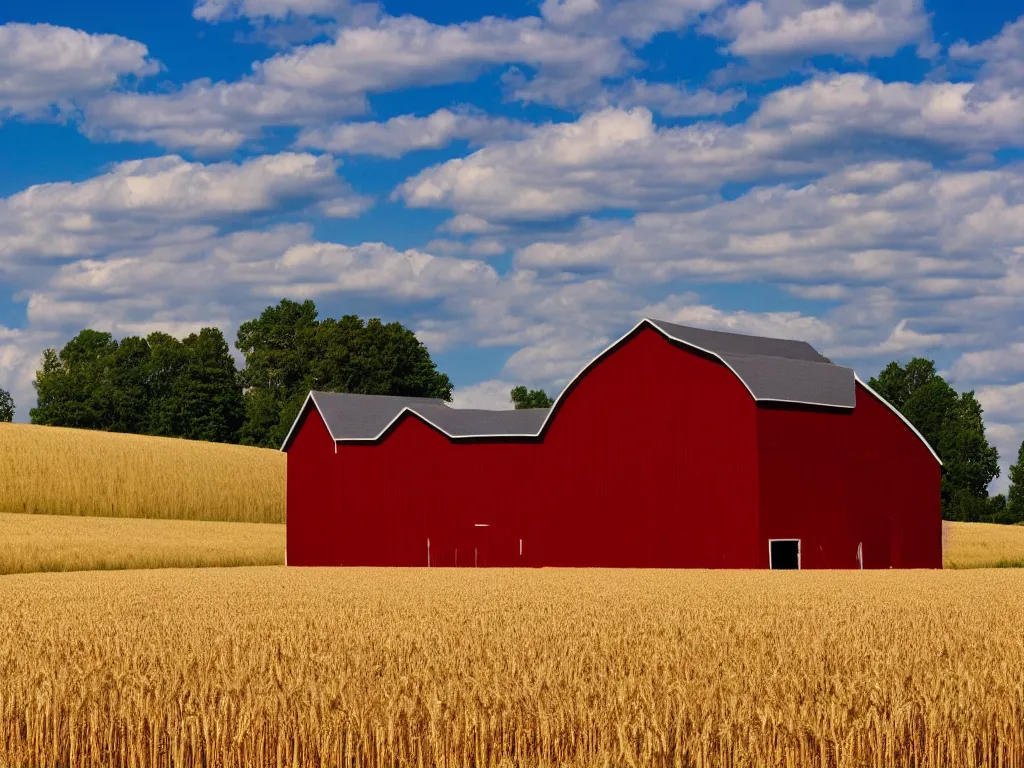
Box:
[280,317,937,465]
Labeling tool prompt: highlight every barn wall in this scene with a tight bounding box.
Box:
[285,405,340,566]
[285,326,939,569]
[332,419,538,567]
[849,383,942,569]
[757,408,857,569]
[533,327,761,567]
[288,325,762,568]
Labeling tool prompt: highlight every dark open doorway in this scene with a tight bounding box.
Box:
[769,539,800,570]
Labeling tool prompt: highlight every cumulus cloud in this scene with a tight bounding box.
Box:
[296,108,531,157]
[84,14,629,151]
[950,14,1024,88]
[397,72,1024,223]
[604,79,746,116]
[0,23,157,118]
[449,379,518,410]
[540,0,725,44]
[641,298,837,344]
[0,152,368,264]
[704,0,931,61]
[193,0,368,21]
[512,161,1023,283]
[948,342,1024,385]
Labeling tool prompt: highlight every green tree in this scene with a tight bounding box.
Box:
[510,385,555,409]
[0,388,13,421]
[172,328,245,443]
[868,358,938,410]
[236,300,453,448]
[901,377,958,452]
[31,330,118,430]
[1006,440,1024,523]
[30,327,244,444]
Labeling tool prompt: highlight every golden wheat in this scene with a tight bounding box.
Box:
[0,422,285,522]
[943,520,1024,568]
[0,512,285,575]
[1,567,1023,768]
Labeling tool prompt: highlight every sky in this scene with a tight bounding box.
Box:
[1,0,1022,489]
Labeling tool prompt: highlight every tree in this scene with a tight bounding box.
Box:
[0,388,13,421]
[31,330,118,430]
[1007,440,1024,523]
[510,385,555,409]
[30,327,245,444]
[172,328,245,443]
[236,300,454,448]
[901,377,958,452]
[868,358,938,411]
[869,358,1001,522]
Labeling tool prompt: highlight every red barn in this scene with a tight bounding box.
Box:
[281,318,941,569]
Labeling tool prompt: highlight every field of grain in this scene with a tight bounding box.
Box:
[2,568,1023,768]
[0,422,285,522]
[942,520,1024,568]
[0,512,285,575]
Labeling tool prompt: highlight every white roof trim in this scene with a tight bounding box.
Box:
[281,319,863,448]
[853,374,942,466]
[279,391,339,452]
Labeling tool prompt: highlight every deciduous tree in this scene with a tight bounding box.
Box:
[510,385,555,409]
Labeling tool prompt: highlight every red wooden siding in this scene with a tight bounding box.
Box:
[849,382,942,568]
[285,326,941,569]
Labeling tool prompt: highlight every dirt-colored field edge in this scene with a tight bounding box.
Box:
[0,422,285,523]
[0,512,285,576]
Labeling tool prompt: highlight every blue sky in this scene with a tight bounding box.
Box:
[1,0,1023,487]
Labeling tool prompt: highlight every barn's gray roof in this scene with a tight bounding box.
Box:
[647,319,855,408]
[307,392,549,441]
[281,317,857,450]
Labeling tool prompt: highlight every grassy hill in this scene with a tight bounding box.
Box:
[0,512,284,575]
[0,422,285,523]
[942,520,1024,568]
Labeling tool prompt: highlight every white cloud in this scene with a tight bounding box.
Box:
[0,23,156,118]
[950,14,1024,88]
[511,160,1023,283]
[296,108,531,157]
[540,0,725,44]
[84,14,629,150]
[193,0,368,21]
[641,298,837,344]
[449,379,518,409]
[948,342,1024,385]
[397,71,1024,224]
[0,153,368,263]
[705,0,931,60]
[827,318,975,359]
[756,72,1024,152]
[605,79,746,116]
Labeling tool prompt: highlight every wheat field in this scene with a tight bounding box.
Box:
[0,422,285,523]
[1,567,1023,768]
[942,520,1024,568]
[0,512,285,575]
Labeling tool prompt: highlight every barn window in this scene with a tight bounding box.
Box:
[769,539,800,570]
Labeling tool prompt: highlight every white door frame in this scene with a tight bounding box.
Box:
[768,538,801,570]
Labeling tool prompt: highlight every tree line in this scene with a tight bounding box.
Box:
[0,303,1020,523]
